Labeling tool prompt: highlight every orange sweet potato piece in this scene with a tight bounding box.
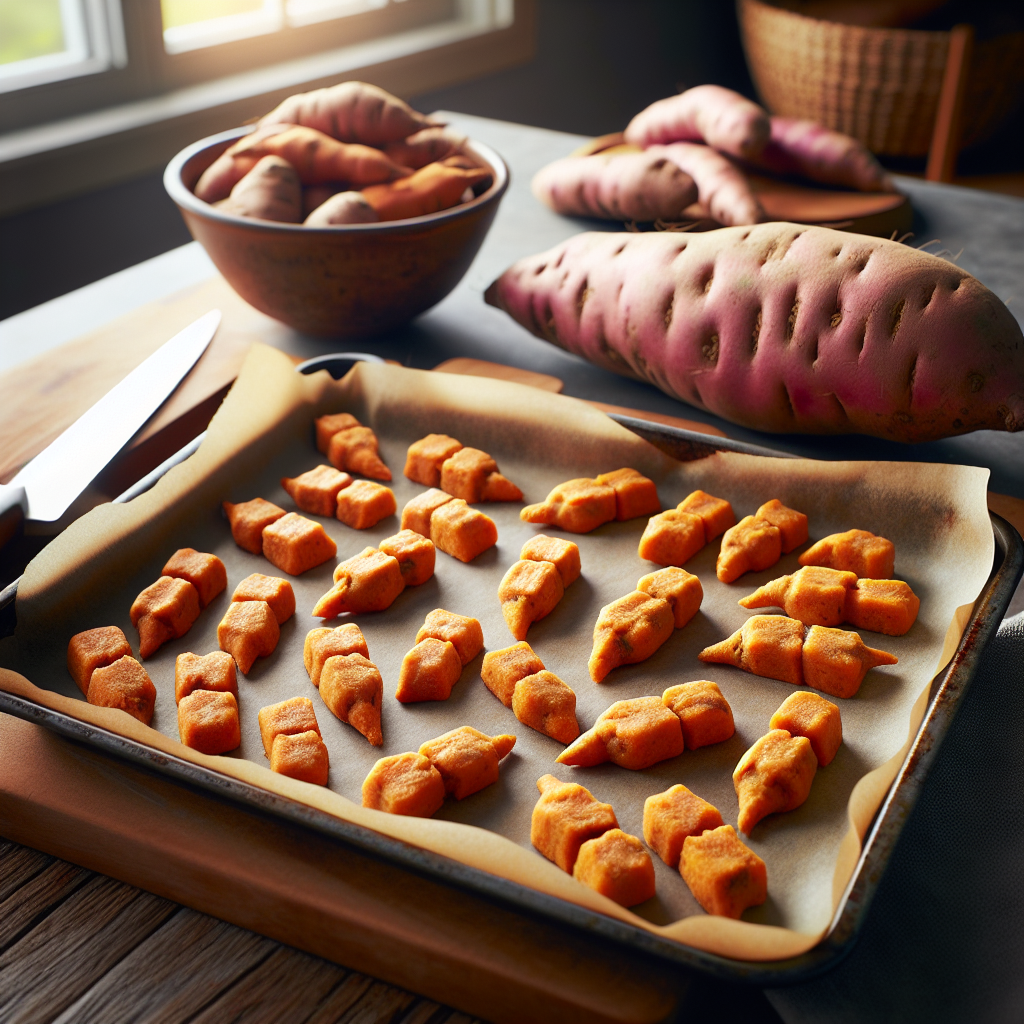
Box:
[231,573,296,624]
[313,547,404,618]
[174,651,238,704]
[263,512,337,575]
[67,626,132,695]
[845,578,920,636]
[315,412,361,453]
[740,566,858,627]
[130,576,201,659]
[439,447,496,502]
[281,465,353,516]
[799,528,895,580]
[699,614,805,685]
[512,670,580,744]
[637,566,703,628]
[177,689,240,755]
[733,729,818,833]
[223,498,286,554]
[677,489,736,540]
[303,623,369,686]
[378,529,435,586]
[680,825,767,919]
[405,434,464,486]
[217,600,280,674]
[327,424,391,481]
[401,487,454,536]
[558,695,684,770]
[643,784,724,868]
[361,159,491,221]
[637,509,705,567]
[258,695,321,758]
[319,652,383,745]
[801,624,897,698]
[662,680,735,749]
[161,549,227,609]
[499,559,565,640]
[573,829,656,907]
[521,478,616,534]
[756,499,808,553]
[717,515,782,583]
[415,608,484,666]
[594,468,660,521]
[481,641,545,707]
[395,637,463,702]
[362,752,445,817]
[770,691,843,766]
[270,730,330,786]
[480,471,523,501]
[589,591,674,682]
[531,774,618,873]
[419,726,516,800]
[429,498,497,561]
[86,655,156,725]
[520,535,581,587]
[336,480,397,529]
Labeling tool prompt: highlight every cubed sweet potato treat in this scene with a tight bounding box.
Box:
[531,774,618,873]
[336,480,397,530]
[520,535,581,587]
[662,680,735,749]
[756,499,808,553]
[231,573,296,624]
[573,828,656,907]
[733,729,818,833]
[303,623,369,686]
[404,433,463,486]
[320,653,383,745]
[440,447,497,502]
[589,590,674,682]
[512,670,580,743]
[401,487,454,536]
[594,468,660,521]
[395,637,463,702]
[637,566,703,629]
[130,576,201,659]
[481,641,545,707]
[270,730,330,785]
[798,528,895,580]
[281,465,353,516]
[177,689,240,755]
[558,695,684,770]
[327,424,391,481]
[429,498,498,562]
[802,625,898,698]
[67,626,133,695]
[846,578,920,636]
[770,691,843,766]
[499,559,564,640]
[86,655,156,725]
[677,489,735,540]
[480,471,523,502]
[699,614,805,685]
[379,529,435,586]
[362,751,445,817]
[419,725,516,800]
[637,510,705,567]
[415,608,484,666]
[263,512,337,575]
[740,566,858,627]
[643,784,724,868]
[717,515,782,583]
[313,547,404,618]
[223,497,286,554]
[161,549,227,609]
[680,825,767,919]
[315,412,360,454]
[174,651,238,703]
[258,695,321,758]
[521,478,616,534]
[217,600,280,674]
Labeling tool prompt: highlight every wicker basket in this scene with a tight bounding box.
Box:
[737,0,1024,157]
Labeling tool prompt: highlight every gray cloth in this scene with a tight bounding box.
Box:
[767,612,1024,1024]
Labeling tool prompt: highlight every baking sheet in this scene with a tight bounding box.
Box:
[0,344,993,961]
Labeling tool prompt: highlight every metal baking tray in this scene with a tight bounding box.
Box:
[1,410,1020,985]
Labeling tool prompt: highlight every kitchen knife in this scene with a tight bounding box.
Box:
[606,412,798,462]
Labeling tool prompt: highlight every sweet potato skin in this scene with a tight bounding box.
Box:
[485,224,1024,442]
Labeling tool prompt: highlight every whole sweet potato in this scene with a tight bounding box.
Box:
[304,191,379,226]
[649,143,764,226]
[485,225,1024,442]
[216,155,302,222]
[362,158,490,221]
[384,126,467,169]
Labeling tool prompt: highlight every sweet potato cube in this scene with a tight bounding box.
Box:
[520,535,581,587]
[520,478,616,534]
[589,591,674,682]
[362,751,445,817]
[717,515,783,583]
[161,548,227,609]
[637,566,703,628]
[677,490,735,540]
[439,446,498,502]
[320,653,383,745]
[680,825,767,918]
[86,655,156,725]
[262,512,337,575]
[223,497,286,554]
[480,472,523,502]
[595,468,660,521]
[404,433,463,486]
[270,730,330,786]
[174,651,238,703]
[258,695,321,757]
[699,615,805,685]
[846,578,920,636]
[401,487,454,536]
[336,480,396,530]
[643,784,724,868]
[558,695,684,770]
[231,573,296,624]
[798,529,895,580]
[531,774,618,873]
[512,670,580,743]
[770,691,843,766]
[281,465,353,516]
[379,529,435,586]
[637,510,705,567]
[756,499,808,553]
[130,576,201,659]
[419,725,516,800]
[499,559,564,640]
[177,690,240,755]
[662,680,735,749]
[415,608,484,666]
[313,547,404,618]
[315,412,360,454]
[395,638,462,702]
[739,566,857,627]
[429,498,497,561]
[802,625,898,698]
[217,600,280,674]
[303,623,369,686]
[481,642,545,707]
[573,828,656,907]
[327,424,391,481]
[733,729,818,833]
[67,626,132,695]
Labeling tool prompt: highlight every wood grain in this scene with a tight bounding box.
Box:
[0,842,52,902]
[0,860,89,951]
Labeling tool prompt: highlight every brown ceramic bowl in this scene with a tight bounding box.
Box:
[164,126,509,337]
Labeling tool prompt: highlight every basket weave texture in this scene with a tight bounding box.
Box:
[738,0,1024,157]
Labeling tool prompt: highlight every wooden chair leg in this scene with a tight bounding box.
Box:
[926,23,974,183]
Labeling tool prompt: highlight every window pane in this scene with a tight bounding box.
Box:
[161,0,267,31]
[0,0,65,66]
[161,0,284,54]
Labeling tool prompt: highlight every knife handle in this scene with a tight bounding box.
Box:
[0,483,27,550]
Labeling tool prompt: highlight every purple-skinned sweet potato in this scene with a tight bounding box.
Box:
[485,224,1024,442]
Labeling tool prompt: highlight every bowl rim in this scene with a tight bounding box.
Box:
[163,124,510,234]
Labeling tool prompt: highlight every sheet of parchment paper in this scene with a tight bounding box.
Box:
[0,344,994,962]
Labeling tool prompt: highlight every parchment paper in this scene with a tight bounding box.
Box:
[0,344,994,961]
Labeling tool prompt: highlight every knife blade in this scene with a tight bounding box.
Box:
[606,413,798,462]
